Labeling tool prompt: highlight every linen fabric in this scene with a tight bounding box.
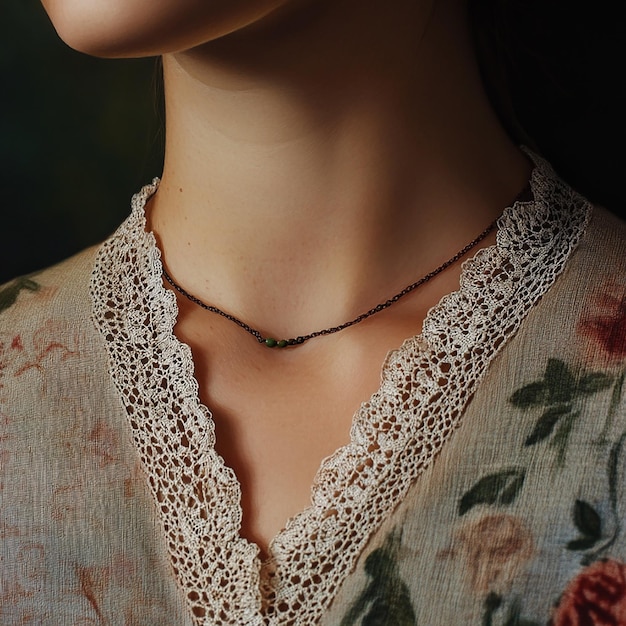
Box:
[1,156,626,625]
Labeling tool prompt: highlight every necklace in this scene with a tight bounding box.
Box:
[162,219,498,348]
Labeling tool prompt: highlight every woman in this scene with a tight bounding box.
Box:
[1,0,625,623]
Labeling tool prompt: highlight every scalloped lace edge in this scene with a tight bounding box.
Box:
[91,152,591,625]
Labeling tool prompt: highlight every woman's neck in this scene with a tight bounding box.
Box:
[149,0,531,337]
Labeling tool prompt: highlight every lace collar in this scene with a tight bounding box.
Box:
[91,153,591,625]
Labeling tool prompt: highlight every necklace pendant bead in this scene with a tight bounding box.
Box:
[277,340,288,348]
[264,338,277,348]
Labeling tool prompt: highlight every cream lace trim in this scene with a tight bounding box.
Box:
[91,153,591,625]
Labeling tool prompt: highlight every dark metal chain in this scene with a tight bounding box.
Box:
[162,219,497,348]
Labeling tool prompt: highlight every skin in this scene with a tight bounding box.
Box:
[43,0,531,558]
[39,0,294,57]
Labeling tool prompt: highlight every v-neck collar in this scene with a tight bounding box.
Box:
[91,152,591,624]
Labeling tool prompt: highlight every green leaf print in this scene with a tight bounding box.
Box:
[482,592,502,626]
[608,433,626,513]
[341,529,417,626]
[573,500,602,538]
[578,372,614,395]
[566,500,602,551]
[544,359,577,404]
[509,360,576,410]
[509,359,612,416]
[459,468,525,516]
[510,358,616,465]
[566,536,599,551]
[524,404,572,446]
[509,382,549,409]
[549,410,580,467]
[568,434,626,565]
[599,372,625,441]
[482,595,541,626]
[0,277,40,313]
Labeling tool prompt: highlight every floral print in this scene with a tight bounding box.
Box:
[0,320,83,399]
[579,286,626,364]
[509,358,613,465]
[550,559,626,626]
[474,283,626,623]
[342,279,626,625]
[3,190,626,624]
[453,514,534,594]
[0,276,40,314]
[458,468,526,516]
[340,529,416,626]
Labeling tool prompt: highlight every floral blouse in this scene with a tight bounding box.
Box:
[1,154,626,625]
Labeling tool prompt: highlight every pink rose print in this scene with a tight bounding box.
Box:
[454,514,534,594]
[551,559,626,626]
[579,287,626,364]
[1,320,83,399]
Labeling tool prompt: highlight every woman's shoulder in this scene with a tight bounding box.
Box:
[552,204,626,288]
[0,245,100,330]
[0,244,113,425]
[0,245,106,395]
[586,205,626,252]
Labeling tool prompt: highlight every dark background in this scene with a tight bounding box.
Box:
[1,2,625,284]
[1,3,163,284]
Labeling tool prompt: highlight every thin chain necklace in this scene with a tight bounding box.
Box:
[162,219,498,348]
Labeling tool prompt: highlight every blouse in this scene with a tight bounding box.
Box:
[1,152,626,625]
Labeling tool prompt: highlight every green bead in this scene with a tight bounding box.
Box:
[277,340,288,348]
[264,338,277,347]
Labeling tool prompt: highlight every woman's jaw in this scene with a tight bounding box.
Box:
[39,0,298,58]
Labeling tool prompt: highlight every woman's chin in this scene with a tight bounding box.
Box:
[39,0,291,59]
